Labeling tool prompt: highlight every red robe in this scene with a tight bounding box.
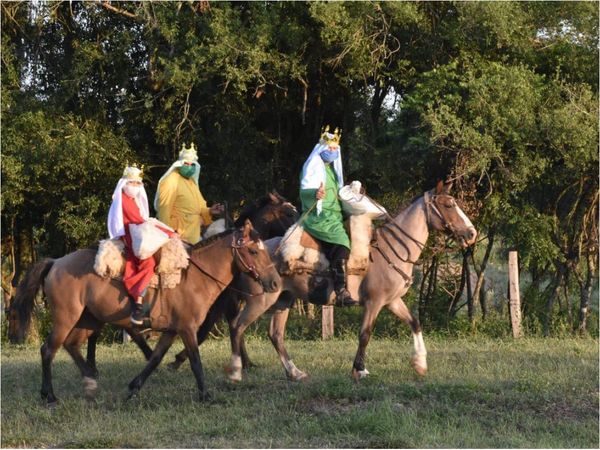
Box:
[121,194,174,299]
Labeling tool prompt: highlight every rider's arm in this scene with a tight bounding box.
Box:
[156,174,177,225]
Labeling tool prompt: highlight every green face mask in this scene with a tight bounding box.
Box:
[179,165,196,178]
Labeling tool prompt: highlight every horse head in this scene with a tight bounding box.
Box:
[235,191,298,239]
[424,181,477,248]
[232,219,281,293]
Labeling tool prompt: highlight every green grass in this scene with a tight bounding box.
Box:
[1,336,598,448]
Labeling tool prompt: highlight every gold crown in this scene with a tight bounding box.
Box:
[319,125,341,146]
[123,163,144,181]
[179,142,198,163]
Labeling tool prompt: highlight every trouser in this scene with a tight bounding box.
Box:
[319,242,350,293]
[319,241,350,262]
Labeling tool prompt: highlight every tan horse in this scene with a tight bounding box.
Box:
[9,220,280,405]
[223,182,477,382]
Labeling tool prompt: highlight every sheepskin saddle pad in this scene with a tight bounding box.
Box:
[93,236,189,289]
[278,214,373,275]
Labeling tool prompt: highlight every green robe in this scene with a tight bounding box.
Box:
[300,164,350,249]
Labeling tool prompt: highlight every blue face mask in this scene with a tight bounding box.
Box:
[320,149,339,163]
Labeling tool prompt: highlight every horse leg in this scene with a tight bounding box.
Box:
[268,308,307,381]
[227,292,279,382]
[224,296,254,370]
[351,299,385,381]
[41,322,80,406]
[127,327,153,360]
[178,327,210,401]
[63,329,100,399]
[387,298,427,377]
[85,328,100,378]
[167,294,228,371]
[127,331,176,399]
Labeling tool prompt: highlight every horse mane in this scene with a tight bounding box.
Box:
[234,195,272,227]
[192,229,234,250]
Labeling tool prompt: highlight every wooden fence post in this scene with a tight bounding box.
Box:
[508,251,522,338]
[322,305,334,339]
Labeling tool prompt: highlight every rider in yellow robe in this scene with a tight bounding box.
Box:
[154,143,223,244]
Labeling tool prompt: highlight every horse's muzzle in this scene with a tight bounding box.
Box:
[264,278,280,293]
[459,227,477,248]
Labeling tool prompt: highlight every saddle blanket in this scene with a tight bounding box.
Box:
[278,214,373,275]
[93,236,189,289]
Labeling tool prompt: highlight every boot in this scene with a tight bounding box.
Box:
[332,259,360,307]
[130,301,144,326]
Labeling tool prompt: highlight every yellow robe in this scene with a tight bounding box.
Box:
[156,171,212,244]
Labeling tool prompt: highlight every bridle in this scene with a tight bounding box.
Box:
[423,191,461,237]
[188,230,273,296]
[370,190,464,284]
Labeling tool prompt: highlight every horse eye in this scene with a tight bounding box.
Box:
[249,249,258,255]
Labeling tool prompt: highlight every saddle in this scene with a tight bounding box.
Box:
[278,214,373,276]
[93,236,190,289]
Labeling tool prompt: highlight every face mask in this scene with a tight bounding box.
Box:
[320,149,339,163]
[123,184,141,198]
[179,164,196,178]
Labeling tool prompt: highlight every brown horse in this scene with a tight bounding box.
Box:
[9,220,280,405]
[222,182,477,382]
[7,191,298,376]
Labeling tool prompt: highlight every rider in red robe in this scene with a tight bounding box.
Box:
[108,165,174,325]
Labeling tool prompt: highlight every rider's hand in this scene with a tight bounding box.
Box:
[316,182,325,200]
[210,203,224,216]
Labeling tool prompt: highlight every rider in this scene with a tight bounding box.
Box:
[299,126,359,307]
[154,143,224,245]
[108,165,175,325]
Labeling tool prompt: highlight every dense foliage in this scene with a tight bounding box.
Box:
[1,1,597,336]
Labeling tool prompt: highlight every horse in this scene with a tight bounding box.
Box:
[9,220,280,405]
[7,191,298,376]
[222,181,477,382]
[167,191,298,370]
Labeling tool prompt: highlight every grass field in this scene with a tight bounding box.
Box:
[1,336,598,448]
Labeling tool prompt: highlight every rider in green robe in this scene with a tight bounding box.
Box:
[299,127,358,307]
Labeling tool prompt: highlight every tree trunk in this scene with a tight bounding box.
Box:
[544,263,565,336]
[465,254,474,324]
[471,230,495,321]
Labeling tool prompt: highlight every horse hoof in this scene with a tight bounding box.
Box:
[200,391,212,402]
[351,368,370,382]
[411,356,428,377]
[286,370,308,382]
[225,365,243,383]
[127,388,139,401]
[167,362,180,372]
[83,376,98,399]
[46,399,58,409]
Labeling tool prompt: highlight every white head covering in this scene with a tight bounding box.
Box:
[153,143,201,211]
[107,166,150,239]
[300,132,344,215]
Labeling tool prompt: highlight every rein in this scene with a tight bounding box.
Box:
[187,232,271,297]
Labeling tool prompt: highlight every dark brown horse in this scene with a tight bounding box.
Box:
[167,191,298,370]
[222,182,477,382]
[9,221,280,405]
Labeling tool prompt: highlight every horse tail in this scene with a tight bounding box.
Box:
[9,258,55,343]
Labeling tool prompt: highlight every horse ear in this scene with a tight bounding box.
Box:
[243,219,252,238]
[443,180,453,194]
[435,180,444,194]
[268,192,281,204]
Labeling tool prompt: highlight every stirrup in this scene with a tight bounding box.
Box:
[335,289,359,307]
[130,303,145,326]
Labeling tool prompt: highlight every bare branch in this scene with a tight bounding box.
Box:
[97,1,138,20]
